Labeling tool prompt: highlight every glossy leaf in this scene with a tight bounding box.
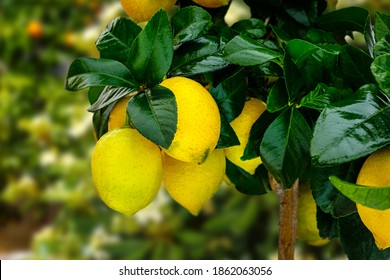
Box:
[299,83,339,111]
[374,11,390,42]
[339,213,390,259]
[231,18,267,39]
[210,68,247,122]
[216,113,240,149]
[311,85,390,166]
[65,58,136,91]
[127,86,177,148]
[330,176,390,210]
[96,17,142,63]
[92,103,115,140]
[128,9,173,87]
[260,108,311,189]
[88,87,135,112]
[364,15,375,58]
[170,36,228,76]
[374,34,390,57]
[88,86,105,105]
[371,54,390,96]
[316,209,340,239]
[266,78,288,112]
[316,7,369,33]
[171,6,212,44]
[223,35,283,66]
[305,28,336,44]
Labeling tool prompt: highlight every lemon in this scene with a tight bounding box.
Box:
[160,77,221,164]
[192,0,231,8]
[297,181,329,246]
[162,149,226,215]
[108,96,131,131]
[120,0,177,23]
[224,98,266,175]
[91,128,163,216]
[356,146,390,250]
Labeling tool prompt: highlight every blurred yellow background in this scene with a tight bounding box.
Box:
[1,0,388,260]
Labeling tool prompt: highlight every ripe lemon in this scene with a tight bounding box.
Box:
[162,149,226,215]
[160,77,221,164]
[120,0,177,23]
[108,96,131,131]
[297,181,329,246]
[224,98,266,175]
[91,128,163,216]
[27,20,44,39]
[356,147,390,250]
[192,0,231,8]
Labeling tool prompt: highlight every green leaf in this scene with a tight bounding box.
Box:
[216,113,240,149]
[210,68,247,122]
[364,15,375,58]
[88,86,105,105]
[96,17,142,63]
[171,6,212,44]
[330,176,390,210]
[316,209,340,239]
[88,87,135,112]
[266,79,288,112]
[316,7,369,33]
[170,36,228,76]
[231,18,267,39]
[65,58,136,91]
[128,9,173,87]
[222,35,283,66]
[225,159,270,195]
[299,83,339,110]
[311,85,390,166]
[339,212,390,259]
[92,103,115,140]
[127,86,177,149]
[374,34,390,57]
[305,28,336,44]
[260,108,311,189]
[374,11,390,42]
[371,54,390,96]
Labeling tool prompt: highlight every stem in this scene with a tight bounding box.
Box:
[269,174,299,260]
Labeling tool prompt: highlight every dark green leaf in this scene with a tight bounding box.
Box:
[92,103,115,140]
[364,15,375,58]
[171,6,212,44]
[316,208,340,239]
[88,87,135,112]
[65,57,136,91]
[127,86,177,148]
[96,17,142,63]
[210,68,247,122]
[316,7,369,33]
[305,28,336,44]
[330,176,390,210]
[216,113,240,149]
[299,83,339,110]
[371,54,390,96]
[339,212,390,259]
[247,62,283,78]
[374,34,390,57]
[266,78,288,112]
[226,159,270,195]
[128,9,173,87]
[260,108,311,189]
[170,36,228,76]
[231,18,266,39]
[283,55,305,102]
[88,86,105,105]
[374,11,390,42]
[223,35,283,66]
[243,110,280,161]
[311,85,390,166]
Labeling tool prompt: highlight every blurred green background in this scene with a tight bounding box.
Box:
[2,0,388,260]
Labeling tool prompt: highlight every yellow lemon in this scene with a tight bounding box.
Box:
[91,128,163,216]
[224,98,266,175]
[356,146,390,250]
[297,181,329,246]
[120,0,177,23]
[192,0,231,8]
[108,96,131,131]
[160,77,221,164]
[162,149,226,215]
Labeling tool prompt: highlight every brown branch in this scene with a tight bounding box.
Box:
[269,174,299,260]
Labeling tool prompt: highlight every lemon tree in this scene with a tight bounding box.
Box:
[65,0,390,259]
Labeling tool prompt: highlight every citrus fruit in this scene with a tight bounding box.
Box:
[27,20,44,39]
[192,0,231,8]
[297,181,329,246]
[160,77,221,164]
[162,149,226,215]
[356,146,390,250]
[224,98,266,175]
[91,128,163,216]
[108,96,131,131]
[120,0,177,23]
